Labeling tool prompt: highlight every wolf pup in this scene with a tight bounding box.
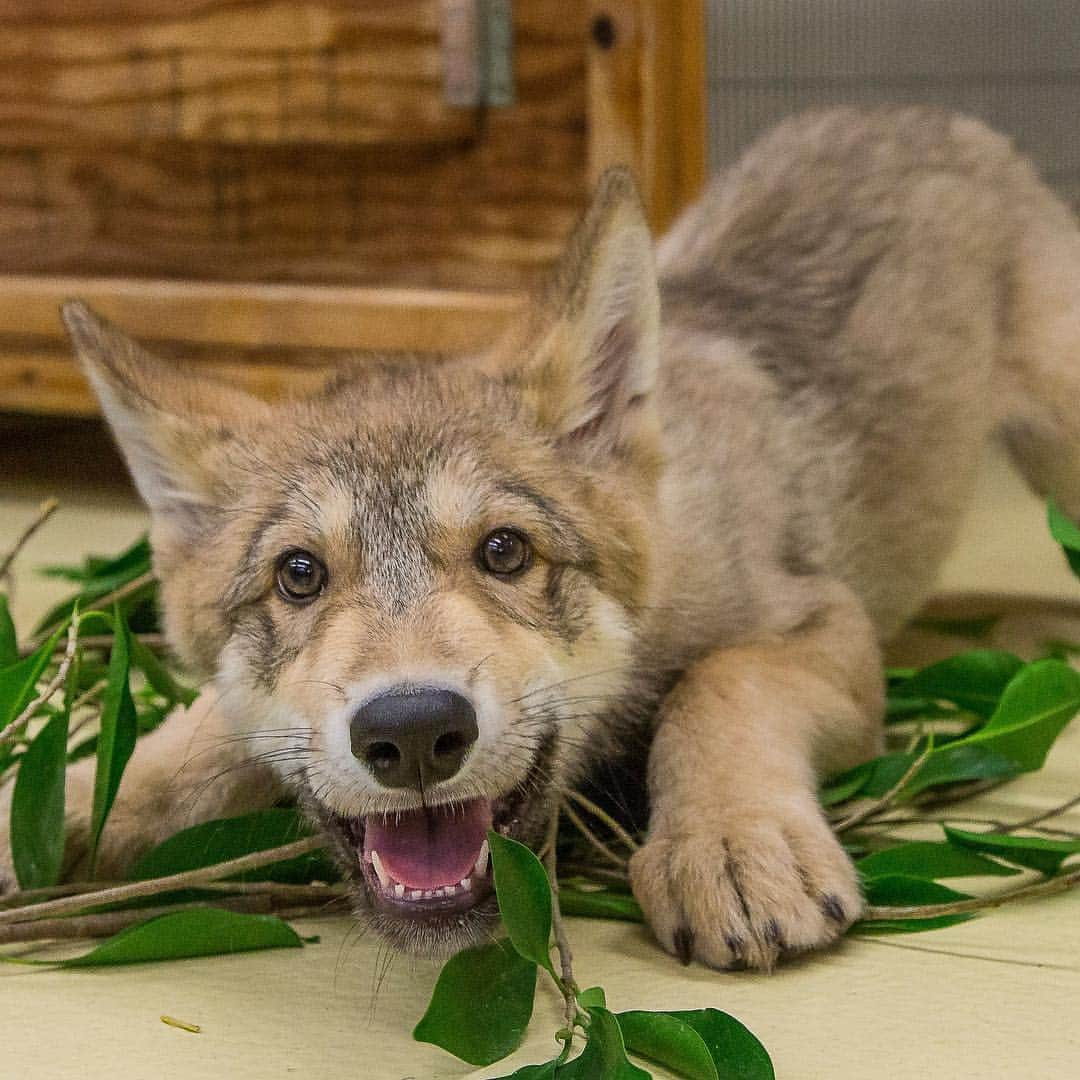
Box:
[4,107,1079,970]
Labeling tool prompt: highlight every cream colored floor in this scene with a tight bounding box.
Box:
[1,420,1079,1080]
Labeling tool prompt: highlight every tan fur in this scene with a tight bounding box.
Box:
[5,106,1080,969]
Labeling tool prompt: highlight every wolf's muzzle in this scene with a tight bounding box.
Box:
[350,687,478,790]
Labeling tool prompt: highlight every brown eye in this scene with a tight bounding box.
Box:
[276,550,327,603]
[479,528,531,576]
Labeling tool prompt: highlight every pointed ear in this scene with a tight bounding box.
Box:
[515,167,660,455]
[62,301,268,539]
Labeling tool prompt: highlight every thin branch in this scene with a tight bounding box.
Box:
[24,633,167,659]
[912,778,1012,809]
[0,890,346,947]
[0,836,325,926]
[70,678,108,712]
[0,896,276,945]
[560,800,630,869]
[88,570,156,614]
[996,792,1080,834]
[562,789,641,853]
[0,879,125,909]
[860,813,1080,840]
[557,862,631,888]
[863,864,1080,922]
[0,878,346,912]
[832,739,934,833]
[544,810,579,1028]
[0,498,59,581]
[0,615,80,747]
[26,572,157,651]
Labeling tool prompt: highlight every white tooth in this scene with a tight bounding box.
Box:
[423,890,434,899]
[460,877,471,890]
[394,883,405,899]
[370,850,390,890]
[444,884,458,896]
[434,888,446,898]
[410,890,423,900]
[474,838,490,878]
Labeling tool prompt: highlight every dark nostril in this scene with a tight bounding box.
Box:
[433,730,469,759]
[350,687,479,790]
[364,740,401,774]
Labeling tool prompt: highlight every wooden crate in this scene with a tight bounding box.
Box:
[0,0,705,415]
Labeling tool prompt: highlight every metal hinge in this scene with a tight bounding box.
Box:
[442,0,515,107]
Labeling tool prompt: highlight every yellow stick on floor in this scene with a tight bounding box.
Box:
[160,1015,201,1034]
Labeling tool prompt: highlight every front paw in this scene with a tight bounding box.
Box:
[629,803,861,970]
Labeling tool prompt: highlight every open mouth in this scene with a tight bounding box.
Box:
[310,730,556,947]
[322,778,535,927]
[345,797,498,916]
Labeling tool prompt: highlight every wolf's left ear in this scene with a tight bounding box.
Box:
[514,167,659,456]
[62,301,268,541]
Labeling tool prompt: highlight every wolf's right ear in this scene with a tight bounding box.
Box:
[494,167,660,461]
[62,302,268,540]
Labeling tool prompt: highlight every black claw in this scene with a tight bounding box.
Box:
[822,894,847,923]
[764,918,785,947]
[722,958,749,972]
[723,931,744,956]
[673,925,695,966]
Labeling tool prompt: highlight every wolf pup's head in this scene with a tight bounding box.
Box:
[63,169,661,954]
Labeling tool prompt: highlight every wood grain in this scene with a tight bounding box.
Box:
[0,274,523,350]
[587,0,706,233]
[0,0,588,291]
[0,276,524,415]
[0,1,470,148]
[0,0,713,419]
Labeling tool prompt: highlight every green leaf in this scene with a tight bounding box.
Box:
[559,1007,650,1079]
[6,909,304,967]
[944,826,1080,876]
[909,614,1000,640]
[489,1063,559,1079]
[818,764,874,807]
[827,743,1020,803]
[129,808,338,885]
[826,654,1080,802]
[884,695,955,722]
[894,650,1023,717]
[88,613,138,870]
[0,594,16,667]
[10,711,69,889]
[558,887,644,923]
[853,874,974,935]
[864,874,973,907]
[490,829,554,975]
[33,535,155,637]
[853,914,972,935]
[413,939,537,1066]
[40,535,151,585]
[577,986,607,1010]
[130,637,197,708]
[657,1010,775,1080]
[0,624,66,774]
[1048,499,1080,578]
[857,841,1020,882]
[616,1011,718,1080]
[0,624,64,729]
[947,658,1080,770]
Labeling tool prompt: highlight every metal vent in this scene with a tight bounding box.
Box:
[705,0,1080,204]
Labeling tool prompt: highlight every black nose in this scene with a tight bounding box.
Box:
[350,688,479,790]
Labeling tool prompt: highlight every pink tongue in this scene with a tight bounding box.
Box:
[364,799,493,890]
